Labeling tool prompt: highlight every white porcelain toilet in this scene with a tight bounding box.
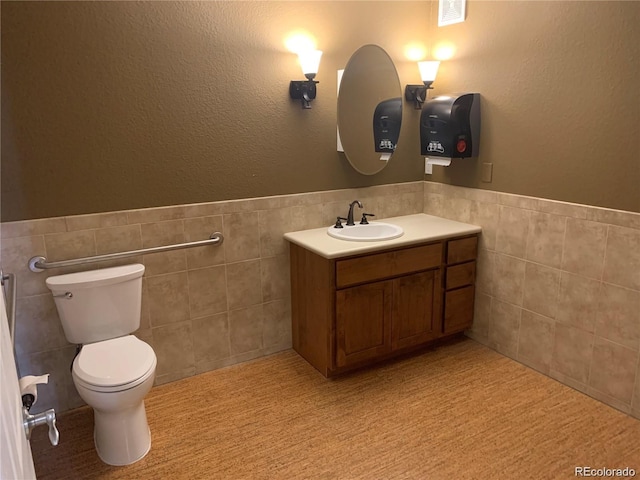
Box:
[46,263,157,466]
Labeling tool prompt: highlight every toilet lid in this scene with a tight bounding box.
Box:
[73,335,156,388]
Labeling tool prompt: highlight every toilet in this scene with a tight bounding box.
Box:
[46,264,157,466]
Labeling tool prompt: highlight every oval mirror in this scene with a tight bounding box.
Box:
[338,45,402,176]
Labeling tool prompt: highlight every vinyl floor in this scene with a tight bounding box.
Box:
[30,338,640,480]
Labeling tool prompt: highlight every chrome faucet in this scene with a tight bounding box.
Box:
[346,200,363,226]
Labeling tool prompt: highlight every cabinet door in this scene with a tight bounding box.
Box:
[335,280,393,368]
[392,270,441,350]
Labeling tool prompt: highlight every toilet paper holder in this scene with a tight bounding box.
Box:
[23,407,59,446]
[20,374,60,446]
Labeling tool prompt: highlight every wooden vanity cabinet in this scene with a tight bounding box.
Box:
[290,234,478,377]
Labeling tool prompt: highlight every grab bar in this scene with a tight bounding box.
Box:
[28,232,223,272]
[1,270,18,346]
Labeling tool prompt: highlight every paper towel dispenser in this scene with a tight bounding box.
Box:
[373,97,402,153]
[420,93,480,158]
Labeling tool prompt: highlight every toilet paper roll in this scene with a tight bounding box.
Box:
[425,157,452,174]
[19,374,49,406]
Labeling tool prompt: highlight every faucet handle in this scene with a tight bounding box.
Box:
[360,213,375,225]
[334,217,347,228]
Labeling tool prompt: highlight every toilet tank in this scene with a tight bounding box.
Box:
[46,264,145,345]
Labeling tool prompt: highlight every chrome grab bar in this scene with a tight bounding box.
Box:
[28,232,224,272]
[1,270,18,346]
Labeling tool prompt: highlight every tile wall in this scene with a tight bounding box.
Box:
[3,180,639,420]
[424,181,640,419]
[1,182,424,413]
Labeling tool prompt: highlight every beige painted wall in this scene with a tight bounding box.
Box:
[1,1,429,221]
[2,1,639,222]
[427,1,640,212]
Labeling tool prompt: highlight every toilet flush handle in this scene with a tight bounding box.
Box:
[52,292,73,299]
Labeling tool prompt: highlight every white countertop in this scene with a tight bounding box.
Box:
[284,213,482,259]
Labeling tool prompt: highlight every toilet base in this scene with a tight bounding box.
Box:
[93,401,151,466]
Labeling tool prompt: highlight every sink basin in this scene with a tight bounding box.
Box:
[327,222,404,242]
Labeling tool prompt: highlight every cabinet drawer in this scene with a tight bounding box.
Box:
[446,261,476,290]
[336,243,442,288]
[447,236,478,265]
[444,286,475,334]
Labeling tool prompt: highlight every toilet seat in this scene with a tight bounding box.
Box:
[73,335,156,393]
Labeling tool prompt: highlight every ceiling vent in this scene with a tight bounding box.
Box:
[438,0,466,26]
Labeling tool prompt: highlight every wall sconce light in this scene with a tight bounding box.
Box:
[404,60,440,109]
[289,50,322,109]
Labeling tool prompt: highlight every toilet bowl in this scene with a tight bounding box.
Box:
[72,335,156,466]
[46,264,157,466]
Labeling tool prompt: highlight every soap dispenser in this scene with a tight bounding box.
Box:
[373,97,402,154]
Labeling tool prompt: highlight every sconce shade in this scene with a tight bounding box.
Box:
[298,50,323,79]
[418,61,440,84]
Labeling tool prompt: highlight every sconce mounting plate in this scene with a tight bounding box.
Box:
[405,85,426,100]
[405,85,428,110]
[290,80,319,109]
[289,80,317,99]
